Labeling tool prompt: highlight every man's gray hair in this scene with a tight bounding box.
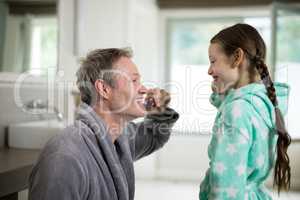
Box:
[76,48,133,105]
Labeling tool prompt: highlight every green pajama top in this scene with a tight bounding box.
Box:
[199,82,290,200]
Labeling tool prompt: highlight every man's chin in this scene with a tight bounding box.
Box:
[123,108,146,120]
[135,103,147,116]
[131,110,146,118]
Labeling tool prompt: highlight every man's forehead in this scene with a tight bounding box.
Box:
[114,57,140,76]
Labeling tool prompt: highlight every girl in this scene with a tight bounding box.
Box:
[199,24,291,199]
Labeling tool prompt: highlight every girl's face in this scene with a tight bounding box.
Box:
[208,43,240,94]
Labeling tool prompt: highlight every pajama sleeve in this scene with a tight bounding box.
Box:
[199,168,211,200]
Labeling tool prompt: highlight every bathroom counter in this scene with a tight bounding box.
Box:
[0,148,40,200]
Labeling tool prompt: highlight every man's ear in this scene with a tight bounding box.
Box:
[94,79,111,100]
[232,48,244,68]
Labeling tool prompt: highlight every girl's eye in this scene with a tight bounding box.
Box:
[210,60,216,64]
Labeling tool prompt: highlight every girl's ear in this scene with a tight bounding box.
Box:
[232,48,245,68]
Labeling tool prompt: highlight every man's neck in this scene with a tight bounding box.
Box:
[93,105,128,143]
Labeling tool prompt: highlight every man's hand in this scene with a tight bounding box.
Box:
[144,88,170,114]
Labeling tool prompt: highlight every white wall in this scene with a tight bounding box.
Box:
[57,0,77,82]
[126,0,161,84]
[73,0,161,83]
[76,0,127,55]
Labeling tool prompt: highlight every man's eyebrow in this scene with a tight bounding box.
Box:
[132,73,140,77]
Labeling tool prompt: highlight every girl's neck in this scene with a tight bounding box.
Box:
[234,70,260,89]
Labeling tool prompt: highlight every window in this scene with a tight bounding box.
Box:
[166,6,300,139]
[1,0,58,76]
[30,16,58,76]
[167,18,243,135]
[275,8,300,139]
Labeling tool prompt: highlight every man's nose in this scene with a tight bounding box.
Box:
[138,84,147,94]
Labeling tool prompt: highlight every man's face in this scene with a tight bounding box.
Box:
[109,56,147,119]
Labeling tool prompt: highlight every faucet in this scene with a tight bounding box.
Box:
[23,99,64,121]
[53,107,64,121]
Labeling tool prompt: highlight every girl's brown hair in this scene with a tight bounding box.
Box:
[211,23,291,193]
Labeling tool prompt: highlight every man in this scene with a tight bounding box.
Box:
[28,48,179,200]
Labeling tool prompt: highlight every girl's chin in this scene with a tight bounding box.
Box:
[212,81,230,94]
[212,81,221,92]
[213,85,229,94]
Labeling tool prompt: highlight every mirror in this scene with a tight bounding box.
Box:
[0,0,58,76]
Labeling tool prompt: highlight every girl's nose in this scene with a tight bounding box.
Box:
[208,66,213,76]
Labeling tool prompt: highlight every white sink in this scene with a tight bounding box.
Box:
[8,120,65,149]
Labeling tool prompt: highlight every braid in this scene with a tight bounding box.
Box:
[253,56,278,106]
[253,56,291,193]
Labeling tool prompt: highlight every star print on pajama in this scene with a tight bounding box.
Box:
[199,83,290,200]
